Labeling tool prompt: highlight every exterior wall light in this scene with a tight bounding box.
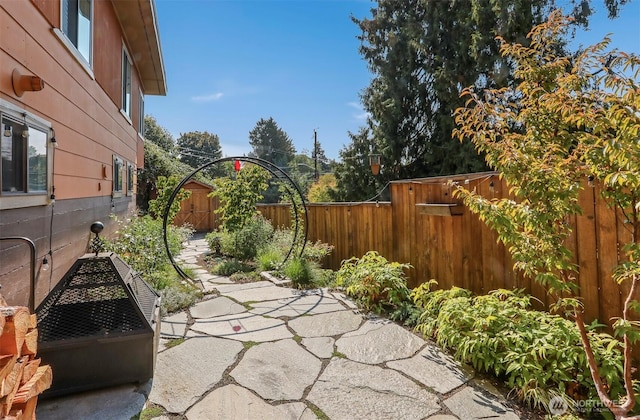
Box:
[369,153,381,176]
[3,124,11,137]
[22,113,29,139]
[12,68,45,97]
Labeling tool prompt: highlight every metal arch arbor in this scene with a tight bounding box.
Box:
[162,156,308,283]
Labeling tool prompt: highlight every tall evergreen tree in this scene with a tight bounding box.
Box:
[330,127,381,202]
[248,117,296,169]
[346,0,627,196]
[249,118,297,203]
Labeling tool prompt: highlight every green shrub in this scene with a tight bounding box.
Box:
[312,268,336,288]
[284,258,313,288]
[256,248,282,271]
[266,228,334,264]
[147,175,191,222]
[205,232,222,255]
[160,282,201,316]
[219,215,274,260]
[102,214,198,315]
[335,251,411,313]
[104,214,192,281]
[213,259,254,276]
[230,271,261,283]
[412,280,473,337]
[420,288,626,413]
[302,240,334,264]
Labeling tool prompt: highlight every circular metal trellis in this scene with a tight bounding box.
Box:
[162,156,308,283]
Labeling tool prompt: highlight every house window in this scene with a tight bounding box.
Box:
[62,0,92,64]
[1,116,48,194]
[122,48,132,118]
[138,91,145,137]
[113,155,123,195]
[127,162,134,195]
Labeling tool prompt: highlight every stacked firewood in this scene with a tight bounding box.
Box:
[0,296,52,419]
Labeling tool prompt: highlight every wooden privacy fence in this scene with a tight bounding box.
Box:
[257,171,637,327]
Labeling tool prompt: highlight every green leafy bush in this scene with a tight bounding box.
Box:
[211,215,274,260]
[412,280,472,337]
[209,165,270,232]
[104,214,192,284]
[256,248,282,271]
[335,251,411,313]
[213,259,254,276]
[414,287,626,413]
[160,282,201,316]
[230,271,261,283]
[147,175,191,222]
[312,268,336,288]
[254,228,334,290]
[103,214,198,315]
[301,240,334,264]
[283,257,313,288]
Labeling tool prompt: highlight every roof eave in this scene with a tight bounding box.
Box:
[111,0,167,96]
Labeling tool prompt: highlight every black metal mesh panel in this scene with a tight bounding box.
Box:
[37,254,157,343]
[128,273,159,323]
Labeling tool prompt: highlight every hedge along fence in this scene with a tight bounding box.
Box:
[256,171,638,333]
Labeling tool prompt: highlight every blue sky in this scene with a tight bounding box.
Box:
[146,0,640,161]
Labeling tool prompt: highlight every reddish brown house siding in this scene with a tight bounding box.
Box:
[0,1,166,308]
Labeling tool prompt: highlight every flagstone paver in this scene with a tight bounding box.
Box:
[288,310,364,337]
[335,319,425,364]
[220,283,303,302]
[185,384,316,420]
[444,386,520,420]
[231,339,322,400]
[387,344,474,394]
[190,296,246,318]
[307,358,440,420]
[190,312,293,342]
[301,336,335,359]
[248,293,347,317]
[148,336,243,413]
[159,311,189,338]
[214,281,273,294]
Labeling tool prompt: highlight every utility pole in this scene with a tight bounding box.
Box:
[313,129,319,181]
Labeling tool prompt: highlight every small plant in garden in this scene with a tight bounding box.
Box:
[147,174,191,222]
[335,251,412,314]
[453,11,639,418]
[412,280,472,336]
[229,271,261,283]
[283,257,313,288]
[212,260,254,276]
[206,215,274,261]
[209,165,270,232]
[256,248,282,271]
[255,228,334,288]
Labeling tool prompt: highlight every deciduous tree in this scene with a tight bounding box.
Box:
[177,131,223,178]
[453,12,639,418]
[144,115,175,153]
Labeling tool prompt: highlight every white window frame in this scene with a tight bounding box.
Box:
[121,47,133,120]
[0,100,54,210]
[58,0,93,68]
